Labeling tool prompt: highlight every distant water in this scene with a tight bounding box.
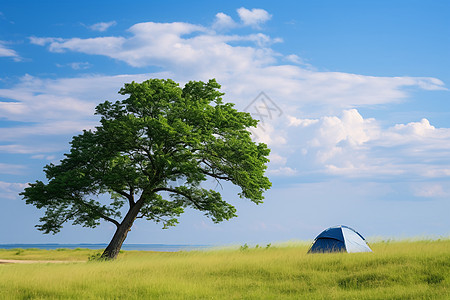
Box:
[0,244,211,252]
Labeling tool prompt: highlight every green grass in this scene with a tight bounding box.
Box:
[0,247,100,261]
[0,240,449,299]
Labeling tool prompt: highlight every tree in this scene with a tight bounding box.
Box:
[21,79,271,260]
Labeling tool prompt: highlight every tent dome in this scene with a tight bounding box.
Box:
[308,225,372,253]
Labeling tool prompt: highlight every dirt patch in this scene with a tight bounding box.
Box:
[0,259,85,264]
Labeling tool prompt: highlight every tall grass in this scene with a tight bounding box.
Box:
[0,239,449,299]
[0,247,99,261]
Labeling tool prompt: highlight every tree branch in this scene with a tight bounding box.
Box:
[142,145,156,170]
[152,187,203,210]
[200,159,232,181]
[73,197,120,227]
[113,188,135,207]
[201,170,231,180]
[54,209,80,232]
[99,214,121,227]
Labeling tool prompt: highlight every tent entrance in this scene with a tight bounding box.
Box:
[308,237,345,253]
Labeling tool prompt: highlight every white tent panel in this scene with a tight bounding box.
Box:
[342,227,372,253]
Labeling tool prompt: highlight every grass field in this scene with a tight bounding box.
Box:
[0,239,449,299]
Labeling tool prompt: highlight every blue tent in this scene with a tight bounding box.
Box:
[308,225,372,253]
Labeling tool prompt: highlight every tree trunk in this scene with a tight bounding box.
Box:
[101,200,144,260]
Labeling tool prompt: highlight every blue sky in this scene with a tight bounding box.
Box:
[1,0,449,245]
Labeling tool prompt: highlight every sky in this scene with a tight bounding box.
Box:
[1,0,449,246]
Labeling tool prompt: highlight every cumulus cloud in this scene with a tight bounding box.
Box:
[382,119,450,146]
[214,7,271,30]
[213,12,237,30]
[288,115,318,127]
[29,20,445,111]
[286,109,450,179]
[237,7,272,28]
[250,122,287,147]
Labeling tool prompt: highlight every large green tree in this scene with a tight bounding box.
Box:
[21,79,271,259]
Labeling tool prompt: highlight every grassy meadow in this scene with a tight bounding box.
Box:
[0,239,449,299]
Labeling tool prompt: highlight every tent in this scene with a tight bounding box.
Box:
[308,225,372,253]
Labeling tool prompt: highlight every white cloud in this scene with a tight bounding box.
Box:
[0,44,16,57]
[266,152,298,176]
[213,12,237,29]
[0,41,20,60]
[412,183,448,198]
[267,166,297,176]
[70,62,91,69]
[0,121,98,140]
[48,36,126,54]
[19,20,450,117]
[0,144,63,154]
[284,54,313,68]
[29,37,64,46]
[214,8,271,30]
[286,109,450,179]
[382,119,449,146]
[269,153,287,165]
[31,154,56,160]
[300,109,378,160]
[0,76,95,123]
[88,21,117,32]
[0,181,28,199]
[250,122,286,147]
[29,20,445,111]
[0,73,151,123]
[56,62,91,70]
[288,115,318,127]
[237,7,272,28]
[0,163,26,175]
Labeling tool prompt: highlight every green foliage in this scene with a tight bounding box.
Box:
[21,78,271,237]
[239,243,272,251]
[239,243,249,251]
[88,253,109,262]
[424,273,445,285]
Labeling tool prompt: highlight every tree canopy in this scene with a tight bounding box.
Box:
[21,78,271,259]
